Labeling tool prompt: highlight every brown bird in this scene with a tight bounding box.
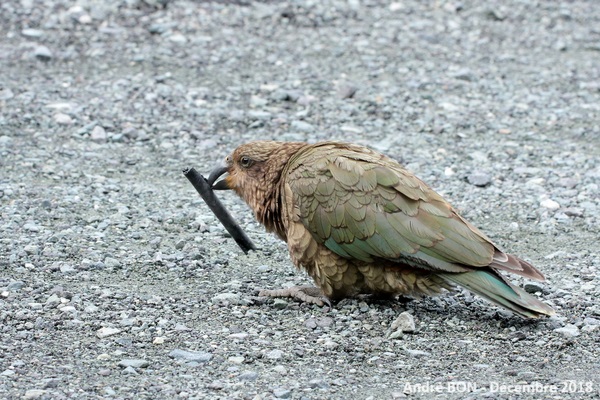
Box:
[207,141,554,318]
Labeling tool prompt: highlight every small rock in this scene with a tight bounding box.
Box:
[168,349,212,363]
[540,198,560,210]
[207,380,225,390]
[54,113,73,125]
[23,390,47,399]
[391,311,416,333]
[467,171,492,187]
[238,371,258,381]
[309,379,329,388]
[266,349,283,359]
[273,388,292,398]
[405,349,430,357]
[316,317,334,328]
[554,324,580,338]
[0,88,14,100]
[451,68,475,81]
[304,318,317,329]
[229,332,248,340]
[290,120,314,133]
[7,281,25,291]
[22,28,44,38]
[337,83,358,99]
[90,125,107,142]
[96,327,121,338]
[272,299,288,309]
[122,366,138,375]
[118,359,149,369]
[211,292,241,305]
[169,33,187,43]
[228,356,244,364]
[33,45,53,61]
[388,330,403,340]
[273,365,287,375]
[24,245,39,255]
[523,283,544,294]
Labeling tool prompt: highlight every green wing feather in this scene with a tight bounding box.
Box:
[282,141,552,317]
[438,270,554,318]
[286,142,492,271]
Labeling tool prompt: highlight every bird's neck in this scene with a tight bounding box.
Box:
[254,142,308,240]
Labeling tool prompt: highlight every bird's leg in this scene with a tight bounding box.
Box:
[258,285,332,308]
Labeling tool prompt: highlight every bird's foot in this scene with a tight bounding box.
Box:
[258,285,332,308]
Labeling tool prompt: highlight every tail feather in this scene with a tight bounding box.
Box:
[439,270,555,318]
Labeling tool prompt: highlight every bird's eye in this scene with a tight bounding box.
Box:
[239,156,252,168]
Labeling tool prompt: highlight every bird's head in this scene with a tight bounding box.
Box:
[207,141,307,213]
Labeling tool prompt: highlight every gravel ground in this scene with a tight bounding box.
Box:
[1,0,599,399]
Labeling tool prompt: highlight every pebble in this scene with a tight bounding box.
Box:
[554,324,580,338]
[273,365,287,375]
[467,171,492,187]
[290,120,315,133]
[404,349,430,357]
[54,113,73,125]
[22,28,44,38]
[33,45,53,61]
[272,299,288,309]
[23,390,47,399]
[273,388,292,398]
[168,349,212,363]
[91,126,107,142]
[211,292,241,305]
[540,198,560,210]
[390,311,416,333]
[7,281,25,291]
[337,83,358,99]
[0,88,14,100]
[24,244,39,255]
[266,349,283,359]
[96,327,122,338]
[228,356,244,364]
[122,366,138,375]
[118,359,150,368]
[238,371,258,381]
[523,283,545,294]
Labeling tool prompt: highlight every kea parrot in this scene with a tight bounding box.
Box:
[207,141,554,318]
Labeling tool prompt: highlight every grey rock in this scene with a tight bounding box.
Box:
[405,349,430,357]
[211,292,241,305]
[266,349,283,359]
[122,366,138,375]
[524,283,545,294]
[23,390,47,399]
[33,45,53,61]
[272,299,288,309]
[554,324,580,338]
[118,359,150,368]
[391,311,416,333]
[7,280,25,291]
[290,120,315,133]
[273,388,292,398]
[238,370,258,381]
[96,327,122,338]
[91,125,107,142]
[168,349,212,363]
[467,171,492,187]
[22,28,44,38]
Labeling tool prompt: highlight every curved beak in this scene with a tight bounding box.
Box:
[207,163,230,190]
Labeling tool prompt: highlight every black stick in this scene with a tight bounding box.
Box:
[183,167,257,254]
